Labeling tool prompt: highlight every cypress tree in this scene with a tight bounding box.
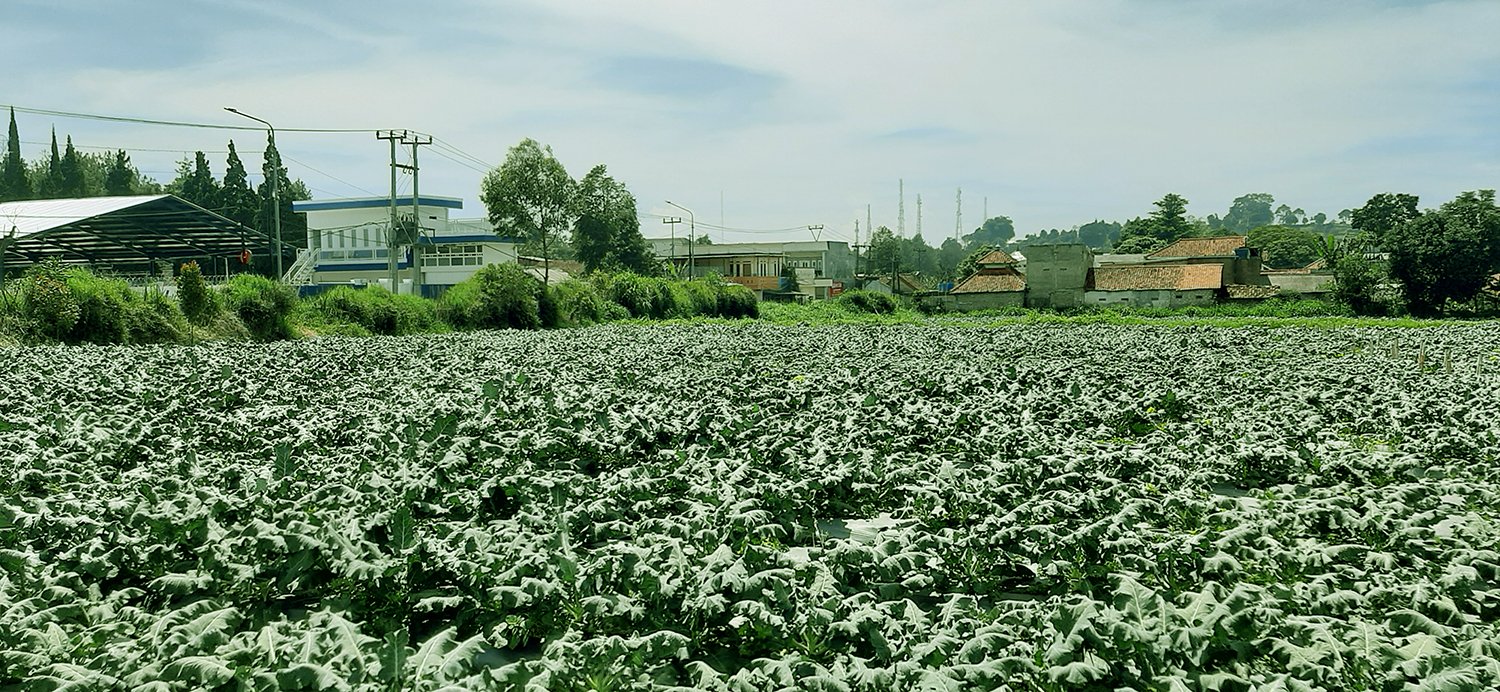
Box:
[256,135,309,251]
[220,140,258,228]
[41,128,64,198]
[1,107,29,201]
[59,136,86,198]
[104,150,135,196]
[176,151,221,210]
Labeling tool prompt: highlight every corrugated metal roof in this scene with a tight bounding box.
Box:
[1091,264,1223,291]
[1147,235,1247,258]
[0,194,272,267]
[0,195,167,238]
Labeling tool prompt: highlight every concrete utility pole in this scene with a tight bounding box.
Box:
[916,194,923,237]
[225,108,282,279]
[807,224,824,241]
[662,217,682,274]
[403,132,432,294]
[376,129,407,291]
[665,200,695,279]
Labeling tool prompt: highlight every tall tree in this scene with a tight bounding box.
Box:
[1222,193,1275,232]
[1247,225,1322,269]
[58,136,86,198]
[172,151,221,210]
[1,108,28,201]
[220,141,258,229]
[1384,190,1500,315]
[865,226,901,283]
[936,237,966,280]
[480,138,576,284]
[1077,220,1122,249]
[40,128,64,198]
[104,150,135,196]
[256,134,311,263]
[571,164,653,275]
[1351,192,1421,246]
[963,216,1015,248]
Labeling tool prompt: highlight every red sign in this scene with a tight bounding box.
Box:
[830,281,844,297]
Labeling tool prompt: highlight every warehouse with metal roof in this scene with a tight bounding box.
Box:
[0,195,273,276]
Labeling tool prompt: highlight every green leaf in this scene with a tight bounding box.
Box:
[273,442,295,480]
[389,506,415,553]
[161,656,235,686]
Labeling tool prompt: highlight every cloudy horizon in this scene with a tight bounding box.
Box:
[4,0,1497,245]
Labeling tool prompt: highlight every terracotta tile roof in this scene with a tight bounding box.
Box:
[1146,235,1247,258]
[1225,284,1283,299]
[977,249,1018,266]
[951,269,1026,293]
[1303,258,1327,271]
[1090,264,1223,291]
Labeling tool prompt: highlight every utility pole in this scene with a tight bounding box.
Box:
[665,200,695,279]
[853,219,861,284]
[662,217,682,275]
[403,132,432,295]
[866,204,871,243]
[376,129,407,291]
[807,224,824,241]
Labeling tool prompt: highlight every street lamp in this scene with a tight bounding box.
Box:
[665,200,695,279]
[224,107,282,279]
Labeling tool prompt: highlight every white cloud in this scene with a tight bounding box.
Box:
[3,0,1496,238]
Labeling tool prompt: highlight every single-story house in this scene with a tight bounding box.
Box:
[1085,263,1223,307]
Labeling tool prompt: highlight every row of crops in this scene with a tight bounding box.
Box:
[2,323,1498,689]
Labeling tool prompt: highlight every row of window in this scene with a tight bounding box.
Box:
[320,249,391,261]
[422,256,484,267]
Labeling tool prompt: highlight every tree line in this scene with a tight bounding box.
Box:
[0,108,311,274]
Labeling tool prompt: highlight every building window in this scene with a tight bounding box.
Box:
[422,243,485,268]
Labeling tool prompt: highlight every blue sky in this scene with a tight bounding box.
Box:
[3,0,1497,244]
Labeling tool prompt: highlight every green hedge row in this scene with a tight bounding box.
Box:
[0,261,762,345]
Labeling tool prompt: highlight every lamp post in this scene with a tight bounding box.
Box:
[665,200,695,279]
[224,107,282,279]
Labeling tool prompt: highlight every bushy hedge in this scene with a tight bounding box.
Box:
[306,285,441,336]
[837,289,898,314]
[438,263,542,331]
[223,274,297,341]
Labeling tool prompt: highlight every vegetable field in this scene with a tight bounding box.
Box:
[3,323,1499,690]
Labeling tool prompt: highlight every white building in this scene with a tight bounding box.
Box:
[292,196,520,294]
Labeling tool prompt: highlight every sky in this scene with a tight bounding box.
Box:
[3,0,1497,245]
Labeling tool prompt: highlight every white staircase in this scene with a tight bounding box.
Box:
[282,248,316,285]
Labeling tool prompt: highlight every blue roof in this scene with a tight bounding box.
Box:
[293,196,463,212]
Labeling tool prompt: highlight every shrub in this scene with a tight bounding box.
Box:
[124,291,188,344]
[538,283,561,329]
[681,280,718,317]
[20,261,81,341]
[66,270,136,345]
[222,274,297,341]
[714,282,759,319]
[176,261,219,324]
[554,279,609,326]
[837,289,898,314]
[305,285,439,336]
[605,273,656,318]
[438,263,541,330]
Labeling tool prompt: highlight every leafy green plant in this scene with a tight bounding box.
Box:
[221,273,297,341]
[176,260,220,325]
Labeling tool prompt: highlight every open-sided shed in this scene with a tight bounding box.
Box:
[0,195,271,276]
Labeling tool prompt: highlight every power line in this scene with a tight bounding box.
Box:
[3,104,376,134]
[18,140,265,156]
[280,154,381,197]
